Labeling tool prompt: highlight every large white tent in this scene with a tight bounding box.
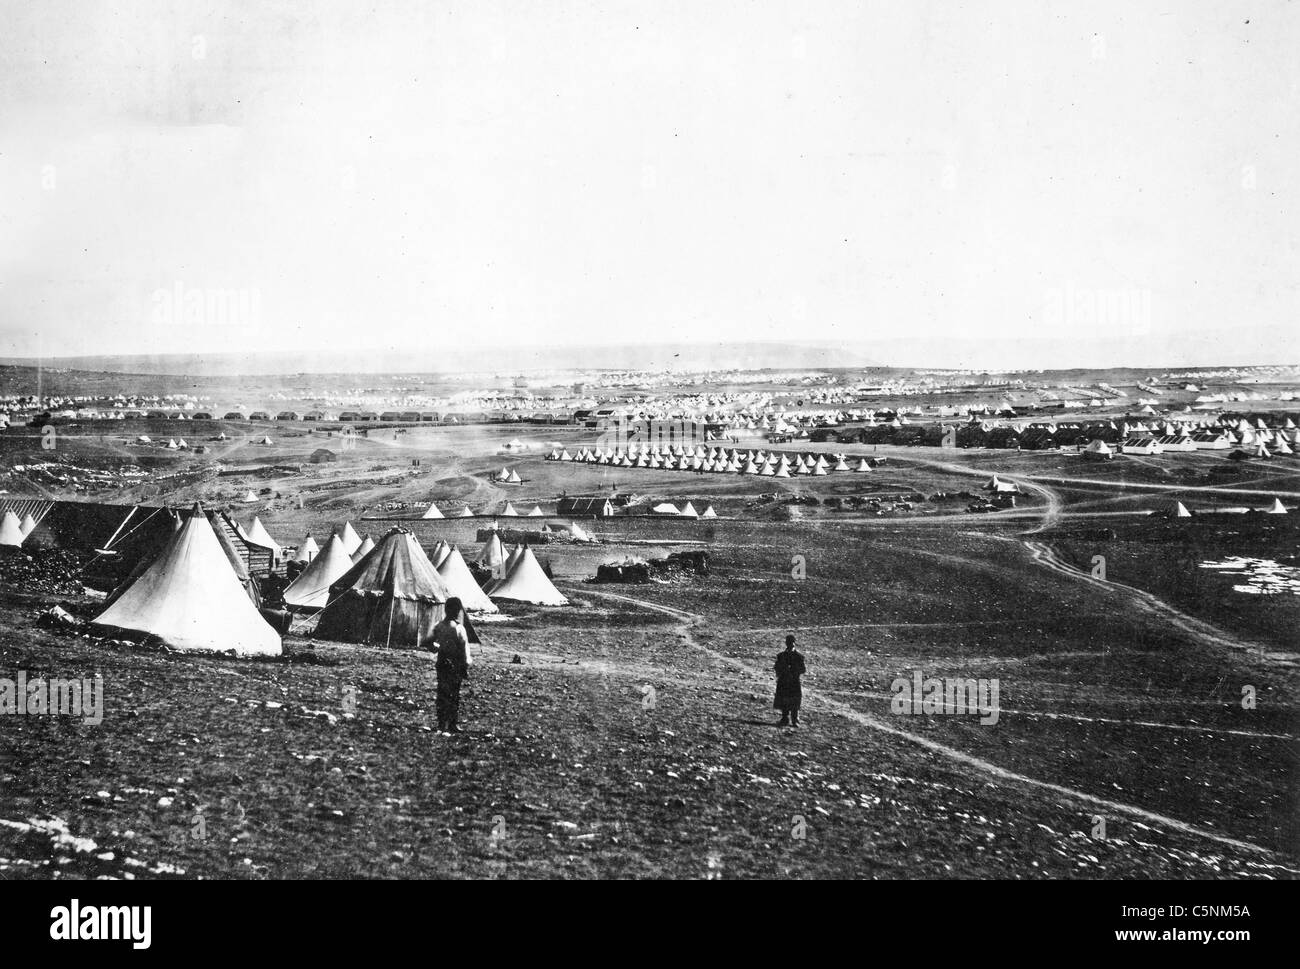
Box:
[283,534,355,610]
[91,506,281,655]
[422,502,444,520]
[435,546,498,613]
[488,547,568,606]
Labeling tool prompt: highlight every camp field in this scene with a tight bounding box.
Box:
[2,420,1299,878]
[2,516,1298,878]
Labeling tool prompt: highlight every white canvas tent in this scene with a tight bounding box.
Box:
[91,505,281,655]
[0,511,24,547]
[429,540,451,568]
[282,534,355,610]
[333,521,362,555]
[487,546,568,606]
[435,546,498,613]
[351,534,376,562]
[422,502,445,520]
[292,534,320,564]
[244,516,281,556]
[476,532,507,571]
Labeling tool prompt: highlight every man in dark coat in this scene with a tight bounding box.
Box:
[432,597,472,733]
[774,634,806,727]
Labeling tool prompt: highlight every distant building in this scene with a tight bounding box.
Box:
[557,497,614,517]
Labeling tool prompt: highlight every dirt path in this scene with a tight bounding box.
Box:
[575,587,1292,862]
[1019,539,1295,665]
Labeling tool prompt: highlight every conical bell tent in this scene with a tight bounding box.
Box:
[488,546,569,606]
[283,534,355,610]
[486,544,523,592]
[476,532,506,571]
[0,511,24,547]
[350,534,376,563]
[292,534,320,564]
[332,521,362,555]
[91,504,281,655]
[435,546,498,613]
[313,529,475,648]
[422,502,444,520]
[245,516,281,556]
[429,540,451,569]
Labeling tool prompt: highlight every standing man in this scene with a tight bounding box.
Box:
[773,634,806,728]
[432,597,472,733]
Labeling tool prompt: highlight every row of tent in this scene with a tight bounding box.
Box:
[88,507,570,656]
[279,528,568,612]
[547,446,874,476]
[648,501,716,518]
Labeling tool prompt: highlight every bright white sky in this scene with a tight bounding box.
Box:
[0,0,1295,367]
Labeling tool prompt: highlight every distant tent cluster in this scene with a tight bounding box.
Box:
[546,444,872,477]
[422,502,476,519]
[492,467,524,484]
[77,500,573,657]
[1090,416,1300,457]
[492,501,548,518]
[645,501,716,519]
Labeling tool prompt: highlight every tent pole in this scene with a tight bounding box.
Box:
[386,596,395,649]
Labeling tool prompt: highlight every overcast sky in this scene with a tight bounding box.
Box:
[1,0,1295,369]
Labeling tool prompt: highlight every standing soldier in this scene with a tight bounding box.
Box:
[773,634,806,728]
[432,597,472,733]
